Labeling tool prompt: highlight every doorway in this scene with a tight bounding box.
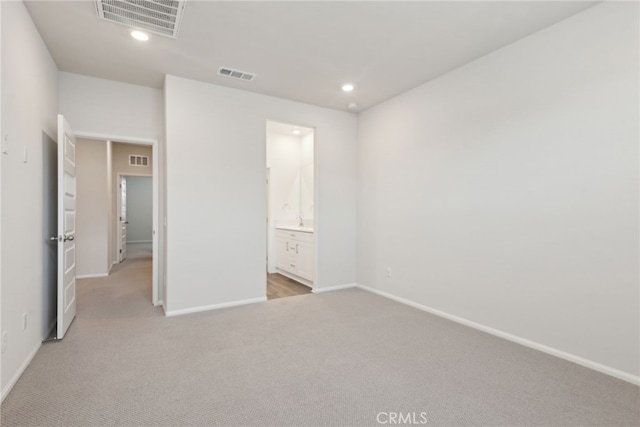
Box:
[265,120,315,300]
[118,175,153,264]
[74,134,161,306]
[42,131,58,339]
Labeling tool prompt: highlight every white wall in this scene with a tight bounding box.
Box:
[76,139,110,277]
[357,1,639,379]
[300,132,314,220]
[1,1,58,398]
[126,176,153,243]
[164,75,357,313]
[58,72,163,141]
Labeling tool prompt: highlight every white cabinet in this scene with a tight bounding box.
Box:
[275,229,314,285]
[295,241,314,280]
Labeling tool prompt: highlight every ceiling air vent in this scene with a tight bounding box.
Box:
[96,0,187,39]
[218,67,256,82]
[129,155,149,166]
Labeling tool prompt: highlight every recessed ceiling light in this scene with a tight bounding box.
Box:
[292,129,302,135]
[131,30,149,42]
[341,83,355,92]
[347,102,359,110]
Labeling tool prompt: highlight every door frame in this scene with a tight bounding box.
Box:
[76,132,161,307]
[116,172,152,260]
[265,119,317,288]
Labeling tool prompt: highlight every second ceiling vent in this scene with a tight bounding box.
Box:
[96,0,187,39]
[218,67,256,82]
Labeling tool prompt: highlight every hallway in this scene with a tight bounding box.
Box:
[76,241,160,320]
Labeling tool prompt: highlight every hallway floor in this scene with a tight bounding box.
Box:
[76,241,160,320]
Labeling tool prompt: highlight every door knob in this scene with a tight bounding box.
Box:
[49,236,59,242]
[64,235,75,242]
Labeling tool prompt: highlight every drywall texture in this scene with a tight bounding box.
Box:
[1,1,58,396]
[58,72,163,141]
[125,176,153,243]
[357,2,639,377]
[165,75,357,312]
[76,139,110,277]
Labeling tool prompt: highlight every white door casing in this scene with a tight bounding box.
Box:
[57,115,77,339]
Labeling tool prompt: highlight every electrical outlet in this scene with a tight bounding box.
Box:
[1,331,7,354]
[23,312,28,331]
[385,267,392,278]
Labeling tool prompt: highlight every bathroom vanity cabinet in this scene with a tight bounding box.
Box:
[275,228,314,286]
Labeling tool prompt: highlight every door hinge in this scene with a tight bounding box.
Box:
[119,249,122,253]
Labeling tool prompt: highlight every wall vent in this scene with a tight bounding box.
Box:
[129,155,149,166]
[95,0,187,39]
[218,67,256,82]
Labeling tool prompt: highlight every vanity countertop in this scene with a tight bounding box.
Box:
[275,225,314,233]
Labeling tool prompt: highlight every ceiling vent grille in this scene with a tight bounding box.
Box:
[129,155,149,166]
[96,0,186,39]
[218,67,256,82]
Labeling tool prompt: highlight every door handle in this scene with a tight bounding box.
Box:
[64,235,75,242]
[49,236,59,242]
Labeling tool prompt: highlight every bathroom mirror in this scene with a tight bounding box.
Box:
[265,121,314,226]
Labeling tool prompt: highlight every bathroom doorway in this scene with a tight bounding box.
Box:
[265,120,315,300]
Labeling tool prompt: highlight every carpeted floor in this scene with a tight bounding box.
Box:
[1,248,639,426]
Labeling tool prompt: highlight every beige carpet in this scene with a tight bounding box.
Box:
[1,250,639,426]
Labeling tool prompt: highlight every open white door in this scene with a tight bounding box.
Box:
[56,115,77,339]
[118,176,127,262]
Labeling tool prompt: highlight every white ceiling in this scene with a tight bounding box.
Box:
[25,1,597,112]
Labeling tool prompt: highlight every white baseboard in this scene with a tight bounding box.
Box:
[312,283,357,293]
[154,299,164,308]
[127,240,152,244]
[164,296,267,317]
[1,341,41,402]
[76,273,109,279]
[356,284,640,386]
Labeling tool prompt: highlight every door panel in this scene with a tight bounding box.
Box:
[57,114,77,339]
